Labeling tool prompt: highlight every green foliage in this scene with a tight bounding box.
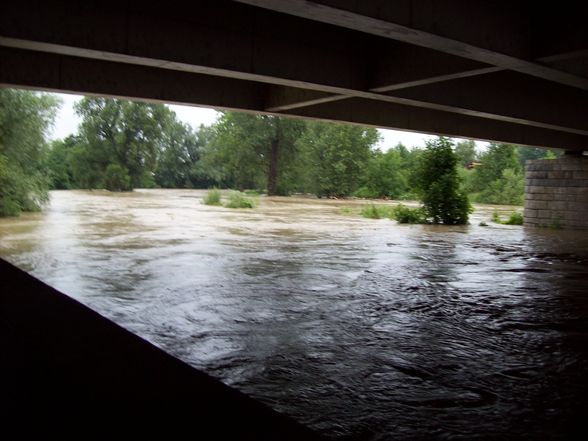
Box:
[203,188,222,205]
[297,121,380,197]
[224,191,255,209]
[468,143,524,205]
[504,212,524,225]
[476,168,524,205]
[454,139,478,167]
[491,210,524,225]
[0,89,59,216]
[392,204,426,224]
[72,97,180,190]
[516,146,560,167]
[357,148,408,199]
[201,112,304,195]
[103,163,131,191]
[360,204,391,219]
[154,122,212,188]
[339,206,354,215]
[46,136,79,189]
[415,137,472,224]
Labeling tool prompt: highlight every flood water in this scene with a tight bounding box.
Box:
[1,189,587,440]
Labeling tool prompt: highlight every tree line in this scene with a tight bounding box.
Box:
[1,90,559,218]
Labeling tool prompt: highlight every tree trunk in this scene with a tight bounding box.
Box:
[267,122,281,196]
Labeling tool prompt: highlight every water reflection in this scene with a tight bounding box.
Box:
[1,189,587,440]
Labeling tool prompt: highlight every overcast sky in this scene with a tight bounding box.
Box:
[49,92,483,150]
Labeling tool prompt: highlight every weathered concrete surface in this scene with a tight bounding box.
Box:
[0,258,324,439]
[524,156,588,229]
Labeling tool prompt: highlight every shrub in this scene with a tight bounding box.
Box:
[203,188,222,205]
[491,210,523,225]
[415,137,472,224]
[503,212,524,225]
[475,168,524,205]
[224,191,255,208]
[392,204,426,224]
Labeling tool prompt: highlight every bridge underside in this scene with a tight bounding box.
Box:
[1,0,588,152]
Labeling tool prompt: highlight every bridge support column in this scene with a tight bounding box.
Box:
[524,154,588,229]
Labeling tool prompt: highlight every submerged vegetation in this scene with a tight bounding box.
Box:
[491,210,524,225]
[224,191,255,209]
[2,90,560,220]
[392,204,426,224]
[202,188,222,206]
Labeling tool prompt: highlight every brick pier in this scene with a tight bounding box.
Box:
[524,155,588,229]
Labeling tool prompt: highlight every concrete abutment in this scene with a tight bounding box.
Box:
[524,155,588,229]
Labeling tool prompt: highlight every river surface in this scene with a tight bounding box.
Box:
[1,189,587,440]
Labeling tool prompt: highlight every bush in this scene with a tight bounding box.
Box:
[415,137,472,224]
[224,191,255,208]
[504,212,524,225]
[491,210,523,225]
[203,188,222,205]
[392,204,426,224]
[475,168,524,205]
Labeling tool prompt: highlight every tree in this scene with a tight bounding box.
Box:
[297,121,380,197]
[46,135,80,189]
[454,139,477,167]
[415,137,472,224]
[0,89,60,216]
[201,112,304,195]
[516,146,560,167]
[103,163,131,191]
[73,97,177,190]
[470,143,524,204]
[356,148,408,198]
[154,121,208,188]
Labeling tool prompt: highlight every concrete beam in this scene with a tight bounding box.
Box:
[280,98,588,151]
[0,46,267,112]
[237,0,588,90]
[0,0,371,92]
[266,50,588,120]
[387,71,588,136]
[3,46,587,151]
[2,1,587,137]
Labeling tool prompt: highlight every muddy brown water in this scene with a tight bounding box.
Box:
[1,190,587,440]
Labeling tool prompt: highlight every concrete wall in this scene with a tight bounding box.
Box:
[524,156,588,229]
